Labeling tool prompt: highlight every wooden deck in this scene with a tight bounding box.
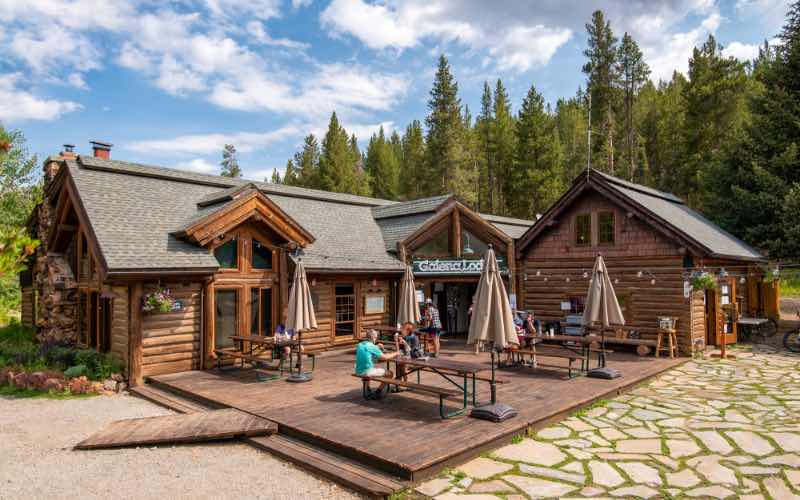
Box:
[148,340,685,482]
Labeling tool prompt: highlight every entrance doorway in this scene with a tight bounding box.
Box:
[705,277,738,346]
[428,281,478,336]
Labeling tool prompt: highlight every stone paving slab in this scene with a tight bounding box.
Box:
[412,348,800,499]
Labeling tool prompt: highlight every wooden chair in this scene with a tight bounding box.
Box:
[656,318,678,358]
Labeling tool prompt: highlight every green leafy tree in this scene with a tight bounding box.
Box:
[270,166,283,184]
[476,81,494,211]
[513,84,565,218]
[616,32,650,181]
[220,144,242,178]
[281,159,296,185]
[365,126,401,199]
[425,55,466,197]
[318,112,370,195]
[583,10,619,173]
[554,91,589,184]
[0,126,41,321]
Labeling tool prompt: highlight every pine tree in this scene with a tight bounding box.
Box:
[425,55,465,197]
[318,112,367,195]
[270,167,282,184]
[554,91,589,185]
[513,84,565,218]
[476,81,494,211]
[682,35,749,207]
[282,159,297,185]
[220,144,242,178]
[400,120,426,200]
[617,32,650,181]
[365,126,401,199]
[292,134,320,188]
[492,79,516,215]
[583,10,619,173]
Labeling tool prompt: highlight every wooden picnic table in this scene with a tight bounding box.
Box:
[371,325,436,352]
[387,356,488,418]
[227,335,301,376]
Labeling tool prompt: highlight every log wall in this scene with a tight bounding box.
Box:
[110,286,129,373]
[141,282,202,378]
[520,192,698,353]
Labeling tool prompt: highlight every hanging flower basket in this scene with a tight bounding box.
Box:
[690,272,716,291]
[142,287,176,313]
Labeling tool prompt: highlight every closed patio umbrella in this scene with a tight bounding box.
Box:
[583,254,625,371]
[286,259,317,383]
[397,265,421,326]
[468,247,518,419]
[467,247,518,350]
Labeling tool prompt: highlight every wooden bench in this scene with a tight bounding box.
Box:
[214,349,273,369]
[511,347,584,378]
[599,337,657,356]
[352,374,461,419]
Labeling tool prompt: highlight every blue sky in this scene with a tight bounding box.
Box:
[0,0,790,181]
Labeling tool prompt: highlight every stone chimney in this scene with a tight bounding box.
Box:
[90,140,112,159]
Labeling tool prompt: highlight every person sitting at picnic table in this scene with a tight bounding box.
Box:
[421,298,443,357]
[394,322,424,380]
[273,324,303,368]
[355,329,400,399]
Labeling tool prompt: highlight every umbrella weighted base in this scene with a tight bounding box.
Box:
[470,403,518,422]
[587,367,621,379]
[286,372,313,383]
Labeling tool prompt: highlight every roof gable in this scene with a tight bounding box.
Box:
[516,169,764,262]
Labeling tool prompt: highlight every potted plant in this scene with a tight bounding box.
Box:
[690,272,716,291]
[142,287,176,313]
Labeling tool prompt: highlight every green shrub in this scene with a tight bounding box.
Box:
[63,364,88,378]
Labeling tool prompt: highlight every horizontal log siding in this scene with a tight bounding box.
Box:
[305,277,333,349]
[141,282,202,377]
[360,280,391,334]
[521,192,697,354]
[110,286,129,372]
[20,286,34,328]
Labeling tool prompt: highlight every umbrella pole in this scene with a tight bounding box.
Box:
[287,330,312,383]
[490,347,497,405]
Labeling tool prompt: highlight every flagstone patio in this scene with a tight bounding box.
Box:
[415,347,800,499]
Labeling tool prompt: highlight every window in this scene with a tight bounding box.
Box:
[598,211,615,245]
[335,283,355,338]
[215,290,237,349]
[251,239,273,270]
[575,214,591,246]
[250,287,273,336]
[568,296,586,314]
[214,239,238,269]
[415,231,450,256]
[461,229,489,256]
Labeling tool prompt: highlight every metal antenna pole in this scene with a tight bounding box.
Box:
[587,93,592,179]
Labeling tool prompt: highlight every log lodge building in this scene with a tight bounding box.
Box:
[21,143,770,384]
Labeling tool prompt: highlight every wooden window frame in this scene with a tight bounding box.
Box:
[212,236,240,272]
[250,237,275,272]
[248,285,275,337]
[575,213,592,247]
[597,211,615,246]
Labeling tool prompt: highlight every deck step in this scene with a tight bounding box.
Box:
[129,385,213,414]
[246,433,407,499]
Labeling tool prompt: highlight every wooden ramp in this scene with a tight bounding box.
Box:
[75,408,277,450]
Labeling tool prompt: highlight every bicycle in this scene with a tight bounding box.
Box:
[782,308,800,353]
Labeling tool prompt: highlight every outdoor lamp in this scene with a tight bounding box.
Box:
[463,233,474,254]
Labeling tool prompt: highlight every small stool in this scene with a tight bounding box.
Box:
[656,329,678,358]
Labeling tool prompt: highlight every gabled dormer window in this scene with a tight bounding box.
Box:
[251,239,273,270]
[214,239,238,269]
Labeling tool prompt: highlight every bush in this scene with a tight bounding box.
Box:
[63,364,88,379]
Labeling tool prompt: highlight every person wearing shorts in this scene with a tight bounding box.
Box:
[422,298,443,357]
[355,329,399,399]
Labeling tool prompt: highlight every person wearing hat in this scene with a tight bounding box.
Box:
[421,298,443,357]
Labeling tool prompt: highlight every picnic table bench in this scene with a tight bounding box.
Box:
[351,374,461,419]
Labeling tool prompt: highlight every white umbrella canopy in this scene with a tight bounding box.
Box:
[583,255,625,329]
[286,260,318,332]
[397,265,421,325]
[467,247,518,350]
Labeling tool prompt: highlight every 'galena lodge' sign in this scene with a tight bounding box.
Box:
[412,257,508,275]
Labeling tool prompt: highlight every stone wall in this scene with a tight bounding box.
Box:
[33,157,78,344]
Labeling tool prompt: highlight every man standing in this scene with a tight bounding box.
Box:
[423,298,443,357]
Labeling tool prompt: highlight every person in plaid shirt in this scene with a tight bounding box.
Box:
[423,298,443,357]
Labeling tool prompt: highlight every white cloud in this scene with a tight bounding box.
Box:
[10,25,101,75]
[722,41,761,61]
[491,25,572,72]
[291,0,312,8]
[0,73,81,122]
[175,158,218,174]
[321,0,419,49]
[203,0,282,21]
[643,11,722,82]
[246,21,310,50]
[66,73,89,90]
[126,125,302,156]
[736,0,792,34]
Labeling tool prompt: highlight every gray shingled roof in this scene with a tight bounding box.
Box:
[376,213,436,251]
[371,195,452,219]
[600,174,763,260]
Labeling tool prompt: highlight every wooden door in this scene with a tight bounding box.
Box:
[249,286,274,337]
[716,278,738,346]
[333,282,357,343]
[214,289,238,350]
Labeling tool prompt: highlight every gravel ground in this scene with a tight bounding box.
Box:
[0,393,362,500]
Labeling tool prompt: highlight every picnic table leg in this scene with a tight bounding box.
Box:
[472,374,476,406]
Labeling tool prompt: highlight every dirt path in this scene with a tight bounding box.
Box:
[0,393,361,500]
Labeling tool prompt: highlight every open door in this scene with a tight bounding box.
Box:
[717,278,738,346]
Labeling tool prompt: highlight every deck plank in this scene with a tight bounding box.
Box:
[75,408,277,449]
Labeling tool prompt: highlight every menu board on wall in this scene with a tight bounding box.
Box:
[365,294,385,314]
